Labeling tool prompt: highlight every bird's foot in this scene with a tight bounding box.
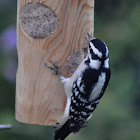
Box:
[45,60,61,75]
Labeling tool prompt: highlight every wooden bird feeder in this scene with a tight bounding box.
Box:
[16,0,94,126]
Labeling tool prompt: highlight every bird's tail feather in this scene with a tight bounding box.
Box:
[54,120,71,140]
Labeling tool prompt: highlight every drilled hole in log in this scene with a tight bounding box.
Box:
[20,2,58,39]
[64,48,88,76]
[64,36,89,76]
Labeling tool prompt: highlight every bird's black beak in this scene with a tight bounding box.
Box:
[87,33,92,41]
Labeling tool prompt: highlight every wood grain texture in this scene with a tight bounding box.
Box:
[16,0,94,126]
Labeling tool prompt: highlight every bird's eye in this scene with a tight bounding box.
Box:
[90,48,93,54]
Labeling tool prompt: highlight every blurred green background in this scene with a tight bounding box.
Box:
[0,0,140,140]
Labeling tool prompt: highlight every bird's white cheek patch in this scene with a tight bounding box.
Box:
[89,59,101,70]
[104,58,109,68]
[90,42,102,58]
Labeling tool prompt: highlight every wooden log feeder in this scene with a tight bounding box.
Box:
[16,0,94,126]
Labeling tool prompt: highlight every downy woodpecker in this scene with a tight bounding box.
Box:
[45,34,111,140]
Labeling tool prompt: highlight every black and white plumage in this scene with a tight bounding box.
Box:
[45,34,111,140]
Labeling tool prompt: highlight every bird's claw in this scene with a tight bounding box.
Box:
[45,60,61,75]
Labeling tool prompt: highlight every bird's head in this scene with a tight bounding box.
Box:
[87,33,109,62]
